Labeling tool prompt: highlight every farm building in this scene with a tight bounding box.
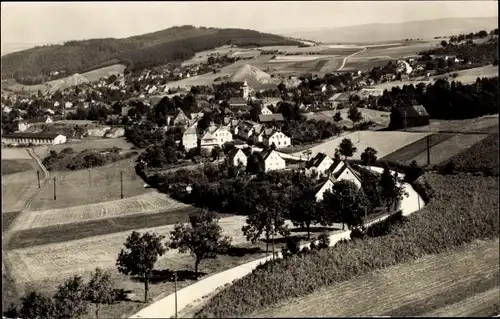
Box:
[263,130,291,149]
[261,149,286,172]
[305,152,334,178]
[314,163,362,201]
[227,148,247,167]
[2,132,67,145]
[260,106,273,115]
[259,113,285,123]
[228,97,249,108]
[389,105,430,130]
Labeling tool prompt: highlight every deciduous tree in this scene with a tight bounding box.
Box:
[379,163,408,211]
[53,275,89,318]
[169,210,231,274]
[116,231,167,302]
[289,181,326,239]
[360,147,378,167]
[18,291,56,319]
[337,138,357,160]
[86,268,117,319]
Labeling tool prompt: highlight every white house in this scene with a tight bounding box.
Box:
[199,132,219,151]
[305,153,334,179]
[315,178,336,202]
[332,163,362,189]
[65,102,73,109]
[2,132,66,146]
[182,124,198,150]
[209,125,233,146]
[261,149,286,172]
[17,116,54,132]
[227,148,247,167]
[261,106,273,115]
[263,131,291,149]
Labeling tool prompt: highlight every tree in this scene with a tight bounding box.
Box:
[348,105,362,125]
[169,210,231,274]
[211,145,222,161]
[53,275,89,318]
[86,268,117,319]
[322,180,369,230]
[440,40,448,47]
[337,138,357,160]
[116,231,167,303]
[360,147,378,166]
[19,291,56,319]
[241,184,290,253]
[378,163,408,212]
[333,111,342,122]
[289,181,326,239]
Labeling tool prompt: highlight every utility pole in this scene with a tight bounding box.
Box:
[272,218,275,261]
[53,176,56,200]
[120,169,124,199]
[426,135,431,165]
[88,168,91,187]
[403,110,407,132]
[37,170,41,188]
[174,272,178,318]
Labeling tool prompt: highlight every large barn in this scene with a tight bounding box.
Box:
[389,105,430,130]
[2,132,67,145]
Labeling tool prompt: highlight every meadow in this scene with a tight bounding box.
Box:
[305,108,391,128]
[2,159,37,175]
[27,156,148,211]
[80,64,127,82]
[2,158,43,213]
[406,114,499,134]
[293,131,431,160]
[251,239,499,317]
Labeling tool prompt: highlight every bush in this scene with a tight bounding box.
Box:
[195,173,499,318]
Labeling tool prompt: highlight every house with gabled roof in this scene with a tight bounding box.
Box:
[182,123,198,150]
[263,130,291,149]
[314,163,362,201]
[314,177,337,202]
[260,106,273,115]
[227,148,247,167]
[253,127,274,144]
[260,149,286,172]
[237,120,259,140]
[209,125,233,146]
[199,131,219,151]
[259,113,284,124]
[305,152,334,179]
[168,109,190,126]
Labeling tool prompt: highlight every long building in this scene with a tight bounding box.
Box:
[2,132,67,145]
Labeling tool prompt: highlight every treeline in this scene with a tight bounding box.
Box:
[380,77,499,120]
[419,38,498,65]
[1,26,299,83]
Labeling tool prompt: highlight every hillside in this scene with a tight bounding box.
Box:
[230,64,273,86]
[1,25,300,84]
[281,17,499,43]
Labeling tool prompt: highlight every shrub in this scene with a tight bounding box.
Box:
[317,233,330,249]
[195,173,499,318]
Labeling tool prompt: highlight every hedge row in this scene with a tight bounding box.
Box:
[195,173,499,317]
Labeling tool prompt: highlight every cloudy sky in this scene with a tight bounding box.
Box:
[1,1,498,54]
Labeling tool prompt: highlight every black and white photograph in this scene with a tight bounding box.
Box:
[1,1,499,318]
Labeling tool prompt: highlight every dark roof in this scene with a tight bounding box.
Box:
[228,97,248,105]
[306,152,329,169]
[26,116,51,124]
[227,148,244,159]
[332,163,362,182]
[259,113,285,123]
[3,132,63,139]
[396,105,429,118]
[260,149,273,160]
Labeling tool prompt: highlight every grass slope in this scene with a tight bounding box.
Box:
[196,173,499,317]
[382,133,454,163]
[251,239,499,317]
[1,159,37,175]
[1,26,300,82]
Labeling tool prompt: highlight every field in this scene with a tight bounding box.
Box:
[9,191,188,232]
[80,64,127,82]
[1,159,37,175]
[27,156,148,211]
[196,173,499,317]
[443,65,498,85]
[251,239,499,317]
[382,133,454,162]
[1,148,32,160]
[31,137,137,159]
[305,108,391,128]
[406,114,499,134]
[438,133,499,175]
[410,133,490,167]
[293,131,431,160]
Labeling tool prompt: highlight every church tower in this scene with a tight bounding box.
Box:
[241,80,249,99]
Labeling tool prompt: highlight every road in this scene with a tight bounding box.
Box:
[130,167,425,319]
[337,47,367,71]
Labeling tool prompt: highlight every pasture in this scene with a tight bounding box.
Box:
[81,64,127,82]
[382,133,454,163]
[305,108,391,128]
[27,156,148,211]
[293,131,431,160]
[1,148,32,160]
[444,65,498,84]
[251,239,499,317]
[10,191,188,232]
[406,115,499,134]
[31,137,136,159]
[2,159,37,175]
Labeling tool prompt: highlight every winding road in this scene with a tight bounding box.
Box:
[337,47,367,71]
[130,166,424,319]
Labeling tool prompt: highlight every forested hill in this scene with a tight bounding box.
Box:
[1,25,300,84]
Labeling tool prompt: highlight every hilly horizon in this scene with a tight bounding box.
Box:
[1,25,300,84]
[280,17,498,43]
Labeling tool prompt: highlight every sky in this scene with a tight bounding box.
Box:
[1,1,498,54]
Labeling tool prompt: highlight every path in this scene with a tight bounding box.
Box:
[337,47,367,71]
[130,167,424,319]
[4,149,50,241]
